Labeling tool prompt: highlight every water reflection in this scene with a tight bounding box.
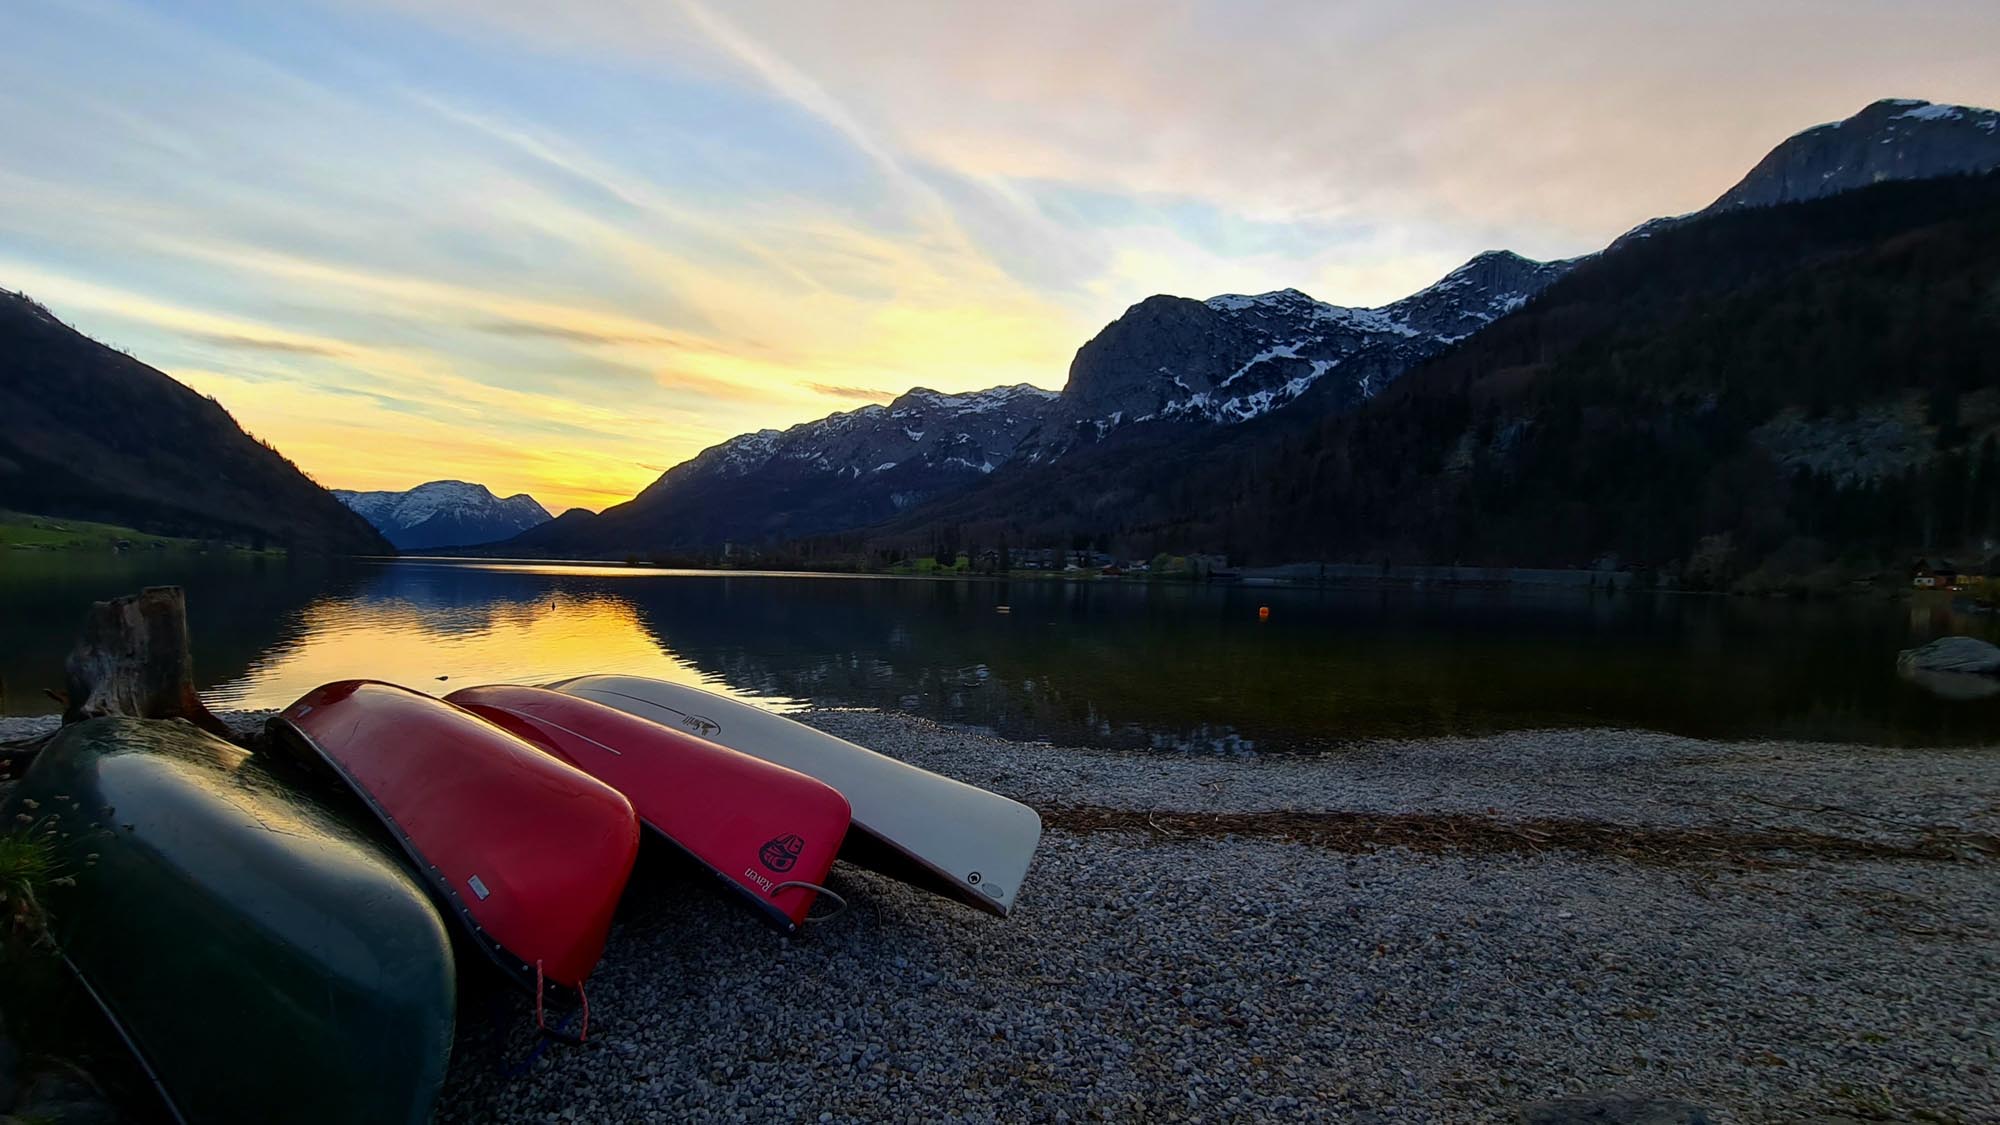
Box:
[5,556,1999,748]
[0,551,356,717]
[211,568,802,714]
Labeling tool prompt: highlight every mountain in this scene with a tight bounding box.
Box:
[1064,251,1574,428]
[1608,99,2000,252]
[876,170,2000,585]
[1713,99,2000,211]
[507,250,1573,556]
[333,480,551,549]
[0,290,388,553]
[510,96,2000,567]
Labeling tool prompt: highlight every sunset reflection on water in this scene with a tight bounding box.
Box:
[203,573,805,714]
[9,556,1996,747]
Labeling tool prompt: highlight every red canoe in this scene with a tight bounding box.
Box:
[269,681,640,1000]
[448,685,851,931]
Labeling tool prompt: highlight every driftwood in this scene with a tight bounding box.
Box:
[60,586,230,738]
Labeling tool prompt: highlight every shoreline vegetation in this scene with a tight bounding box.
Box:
[415,548,1927,601]
[0,510,284,556]
[1,512,1943,601]
[5,708,1994,1122]
[2,518,1935,602]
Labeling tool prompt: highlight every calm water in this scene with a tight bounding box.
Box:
[3,554,1997,749]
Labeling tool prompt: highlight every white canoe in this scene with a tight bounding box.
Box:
[548,675,1042,916]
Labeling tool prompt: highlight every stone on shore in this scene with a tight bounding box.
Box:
[1899,667,2000,700]
[1896,635,2000,675]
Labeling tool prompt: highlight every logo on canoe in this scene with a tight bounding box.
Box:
[759,834,805,873]
[680,713,720,737]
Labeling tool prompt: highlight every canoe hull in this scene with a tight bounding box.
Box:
[7,717,455,1125]
[448,685,851,930]
[549,675,1042,917]
[270,680,640,990]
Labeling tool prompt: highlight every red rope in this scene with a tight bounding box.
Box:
[534,960,546,1032]
[533,959,590,1044]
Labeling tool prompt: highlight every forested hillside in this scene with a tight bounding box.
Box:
[870,172,2000,586]
[0,291,390,553]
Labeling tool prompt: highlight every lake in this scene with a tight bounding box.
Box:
[2,554,1996,749]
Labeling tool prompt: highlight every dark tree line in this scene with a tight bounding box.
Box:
[843,170,2000,586]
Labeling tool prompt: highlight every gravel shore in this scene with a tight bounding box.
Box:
[6,710,1996,1122]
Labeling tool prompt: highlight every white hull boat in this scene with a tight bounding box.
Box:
[548,675,1042,916]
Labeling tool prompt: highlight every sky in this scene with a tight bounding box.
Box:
[3,1,1997,514]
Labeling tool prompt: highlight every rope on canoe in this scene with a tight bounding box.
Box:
[533,960,591,1045]
[775,880,848,923]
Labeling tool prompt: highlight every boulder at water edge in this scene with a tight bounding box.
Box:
[1897,635,2000,675]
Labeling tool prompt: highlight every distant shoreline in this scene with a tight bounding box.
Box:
[384,552,1918,599]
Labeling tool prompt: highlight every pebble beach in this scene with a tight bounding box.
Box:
[5,710,1997,1123]
[450,712,2000,1124]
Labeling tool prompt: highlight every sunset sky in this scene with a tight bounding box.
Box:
[4,1,1997,513]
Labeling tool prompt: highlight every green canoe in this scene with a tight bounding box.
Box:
[6,717,456,1125]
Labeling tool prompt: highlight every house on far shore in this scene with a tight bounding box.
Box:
[1913,559,1959,589]
[1957,557,2000,589]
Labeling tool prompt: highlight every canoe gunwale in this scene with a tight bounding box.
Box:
[637,816,804,934]
[835,819,1011,917]
[265,716,578,1007]
[547,679,1016,918]
[56,949,190,1125]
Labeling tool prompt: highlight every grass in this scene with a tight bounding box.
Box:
[0,817,61,942]
[0,510,282,555]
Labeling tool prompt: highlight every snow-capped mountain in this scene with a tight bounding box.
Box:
[333,480,551,550]
[653,384,1065,489]
[1613,99,2000,252]
[507,250,1569,555]
[662,247,1571,490]
[503,95,2000,558]
[1713,99,2000,211]
[1063,250,1573,428]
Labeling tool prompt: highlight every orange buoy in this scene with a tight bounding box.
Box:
[1257,605,1271,621]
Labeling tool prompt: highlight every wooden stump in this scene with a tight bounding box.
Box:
[60,586,230,738]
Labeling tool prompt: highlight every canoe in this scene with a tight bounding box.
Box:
[268,680,639,1002]
[5,716,455,1125]
[447,684,852,931]
[548,675,1042,917]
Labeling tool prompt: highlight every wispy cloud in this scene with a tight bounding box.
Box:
[472,320,683,347]
[804,382,896,402]
[180,331,348,356]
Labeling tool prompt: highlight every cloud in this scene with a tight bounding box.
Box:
[472,320,682,347]
[803,382,896,402]
[181,331,348,356]
[383,0,2000,267]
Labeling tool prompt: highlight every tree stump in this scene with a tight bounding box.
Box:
[60,586,230,738]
